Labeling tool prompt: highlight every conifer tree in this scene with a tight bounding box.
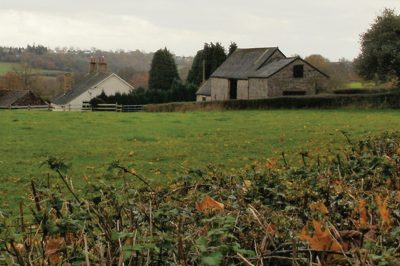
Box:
[187,42,227,86]
[149,48,180,91]
[228,42,238,56]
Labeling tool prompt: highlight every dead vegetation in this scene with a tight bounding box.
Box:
[1,132,400,265]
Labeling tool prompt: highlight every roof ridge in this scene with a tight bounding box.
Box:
[253,48,275,66]
[237,47,277,50]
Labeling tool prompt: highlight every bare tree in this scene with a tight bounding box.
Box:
[13,63,35,90]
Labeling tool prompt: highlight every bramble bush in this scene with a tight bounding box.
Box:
[0,132,400,265]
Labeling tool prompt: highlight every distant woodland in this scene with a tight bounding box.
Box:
[0,45,193,100]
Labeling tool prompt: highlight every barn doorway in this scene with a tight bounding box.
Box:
[229,79,237,99]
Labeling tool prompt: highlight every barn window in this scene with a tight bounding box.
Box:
[202,96,206,101]
[293,65,304,78]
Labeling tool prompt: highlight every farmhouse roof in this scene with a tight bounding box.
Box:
[52,72,111,105]
[0,89,29,106]
[0,89,44,106]
[249,57,299,78]
[211,47,281,79]
[196,79,211,96]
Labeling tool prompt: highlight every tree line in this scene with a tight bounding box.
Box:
[92,42,236,105]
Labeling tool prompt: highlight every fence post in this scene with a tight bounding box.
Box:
[68,104,71,112]
[28,104,31,111]
[48,103,51,111]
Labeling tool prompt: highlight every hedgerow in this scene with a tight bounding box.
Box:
[145,91,400,112]
[0,132,400,265]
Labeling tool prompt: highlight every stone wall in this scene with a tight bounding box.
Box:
[248,79,269,99]
[265,50,286,63]
[266,58,329,97]
[196,95,212,102]
[237,80,249,99]
[211,78,229,101]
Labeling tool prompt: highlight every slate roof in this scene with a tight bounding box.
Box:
[211,47,280,79]
[196,79,211,96]
[0,89,30,106]
[250,57,298,78]
[52,72,111,105]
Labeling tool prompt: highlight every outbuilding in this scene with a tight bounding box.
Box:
[198,47,329,101]
[0,89,46,107]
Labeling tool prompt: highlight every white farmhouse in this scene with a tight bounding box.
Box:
[52,57,134,110]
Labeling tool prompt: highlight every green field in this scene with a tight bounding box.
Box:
[0,110,399,210]
[0,61,64,76]
[0,62,19,75]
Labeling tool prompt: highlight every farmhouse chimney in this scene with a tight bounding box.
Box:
[63,73,73,94]
[89,56,97,74]
[98,56,107,74]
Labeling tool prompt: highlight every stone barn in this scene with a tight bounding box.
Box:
[201,47,329,101]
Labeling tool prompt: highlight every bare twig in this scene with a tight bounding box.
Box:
[113,164,154,192]
[237,252,255,266]
[83,233,90,266]
[146,200,153,266]
[281,152,289,168]
[56,169,81,204]
[31,180,41,212]
[10,241,25,266]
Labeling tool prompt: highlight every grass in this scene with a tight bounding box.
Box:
[0,109,399,211]
[0,61,64,76]
[344,81,376,89]
[0,62,19,75]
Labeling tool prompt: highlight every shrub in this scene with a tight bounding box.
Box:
[1,133,400,264]
[93,81,197,105]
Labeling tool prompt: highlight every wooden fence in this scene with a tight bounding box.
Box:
[0,103,144,112]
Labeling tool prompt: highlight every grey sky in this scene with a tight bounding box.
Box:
[1,0,399,61]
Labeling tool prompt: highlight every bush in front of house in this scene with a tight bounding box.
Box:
[91,80,197,106]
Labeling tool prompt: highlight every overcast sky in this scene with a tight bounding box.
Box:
[1,0,399,61]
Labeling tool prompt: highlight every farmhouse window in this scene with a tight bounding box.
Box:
[293,65,304,78]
